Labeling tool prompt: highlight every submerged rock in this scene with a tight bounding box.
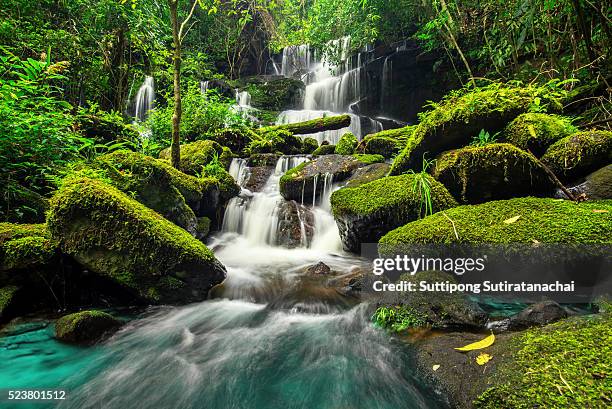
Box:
[541,130,612,181]
[503,113,576,156]
[279,155,366,203]
[431,143,553,203]
[55,310,121,344]
[276,200,314,248]
[331,175,457,253]
[47,177,226,304]
[554,164,612,200]
[379,197,612,249]
[390,84,562,175]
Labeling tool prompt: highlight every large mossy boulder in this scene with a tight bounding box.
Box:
[379,198,612,250]
[159,140,224,175]
[503,113,577,156]
[556,164,612,200]
[0,223,56,272]
[390,84,562,175]
[431,143,553,203]
[363,135,401,158]
[55,310,121,344]
[344,163,391,188]
[541,130,612,180]
[279,155,367,203]
[312,144,336,156]
[302,137,319,154]
[334,132,358,155]
[47,178,226,304]
[331,175,457,252]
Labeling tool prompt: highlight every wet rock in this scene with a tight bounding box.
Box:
[431,143,553,204]
[0,285,20,323]
[305,262,331,275]
[209,128,258,155]
[55,310,121,344]
[276,200,314,248]
[331,174,457,253]
[490,301,568,331]
[554,164,612,200]
[302,137,319,154]
[247,153,280,167]
[344,163,391,188]
[244,166,275,192]
[47,177,227,305]
[279,155,366,203]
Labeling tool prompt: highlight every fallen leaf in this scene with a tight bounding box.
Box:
[476,353,492,365]
[455,331,495,352]
[503,215,521,224]
[432,364,440,371]
[592,209,609,213]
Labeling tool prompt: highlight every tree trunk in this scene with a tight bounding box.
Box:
[169,0,182,169]
[570,0,597,65]
[259,115,352,135]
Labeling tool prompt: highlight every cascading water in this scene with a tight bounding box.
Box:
[380,56,393,112]
[276,37,382,144]
[200,80,210,96]
[133,76,155,122]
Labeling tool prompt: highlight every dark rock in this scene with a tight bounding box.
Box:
[305,262,331,275]
[554,164,612,200]
[55,310,121,344]
[244,166,275,192]
[247,153,280,167]
[280,155,366,203]
[0,285,20,323]
[490,301,568,331]
[276,200,314,248]
[234,76,304,111]
[344,163,391,188]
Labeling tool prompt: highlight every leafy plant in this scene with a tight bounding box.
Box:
[407,155,435,218]
[470,129,499,146]
[372,305,426,332]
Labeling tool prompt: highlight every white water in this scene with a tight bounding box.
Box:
[133,76,155,122]
[200,80,210,96]
[277,37,382,144]
[380,56,393,111]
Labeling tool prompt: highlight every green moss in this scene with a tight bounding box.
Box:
[201,165,239,201]
[379,198,612,247]
[0,223,55,271]
[352,154,385,165]
[302,137,319,154]
[312,144,336,156]
[209,127,257,155]
[47,177,224,302]
[541,130,612,180]
[247,129,303,155]
[279,161,308,186]
[335,132,358,155]
[372,305,427,332]
[219,146,234,169]
[260,114,351,135]
[196,217,211,238]
[504,113,577,156]
[431,143,550,203]
[365,125,417,151]
[475,313,611,408]
[0,285,19,317]
[390,83,564,175]
[159,140,224,176]
[55,310,120,343]
[364,136,400,158]
[331,174,457,218]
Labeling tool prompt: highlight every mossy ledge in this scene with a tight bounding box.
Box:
[379,197,612,250]
[390,83,563,175]
[47,177,226,304]
[431,143,553,203]
[259,114,351,135]
[0,223,56,271]
[331,174,457,252]
[55,310,121,344]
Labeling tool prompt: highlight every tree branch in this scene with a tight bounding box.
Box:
[179,0,200,42]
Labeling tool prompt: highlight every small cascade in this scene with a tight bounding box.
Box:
[200,80,210,96]
[133,76,155,122]
[228,158,249,187]
[380,56,393,111]
[281,44,316,78]
[236,90,252,107]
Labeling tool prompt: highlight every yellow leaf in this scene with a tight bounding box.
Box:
[503,215,521,224]
[476,353,492,365]
[454,332,495,352]
[432,364,440,371]
[593,209,609,213]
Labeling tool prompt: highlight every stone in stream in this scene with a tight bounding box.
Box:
[47,177,227,305]
[503,113,577,156]
[431,143,554,204]
[312,144,336,156]
[55,310,121,344]
[488,300,568,332]
[233,75,304,111]
[553,164,612,200]
[304,262,332,275]
[279,154,368,203]
[331,174,457,253]
[276,200,314,248]
[541,130,612,181]
[389,84,563,175]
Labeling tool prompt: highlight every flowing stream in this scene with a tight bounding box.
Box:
[0,156,449,409]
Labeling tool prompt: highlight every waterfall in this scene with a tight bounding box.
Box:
[281,44,315,78]
[380,56,393,111]
[228,158,250,187]
[200,80,210,96]
[236,90,252,107]
[133,76,155,122]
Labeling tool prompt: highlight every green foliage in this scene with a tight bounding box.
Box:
[407,156,436,218]
[246,129,303,155]
[335,132,358,155]
[312,144,336,156]
[470,129,499,147]
[372,305,427,332]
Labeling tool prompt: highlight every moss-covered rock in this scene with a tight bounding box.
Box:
[0,285,19,322]
[219,146,234,169]
[557,164,612,200]
[76,112,139,143]
[379,198,612,249]
[236,76,304,111]
[541,130,612,180]
[312,144,336,156]
[475,312,611,408]
[260,114,351,136]
[503,113,577,156]
[363,135,400,158]
[209,127,257,155]
[431,143,553,203]
[47,177,226,304]
[200,165,240,203]
[335,132,358,155]
[302,137,319,154]
[159,140,224,176]
[195,217,211,240]
[247,153,280,167]
[0,223,56,272]
[390,83,563,175]
[55,310,121,344]
[352,154,385,165]
[247,129,303,155]
[345,163,391,188]
[280,155,367,203]
[0,184,49,224]
[331,175,458,252]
